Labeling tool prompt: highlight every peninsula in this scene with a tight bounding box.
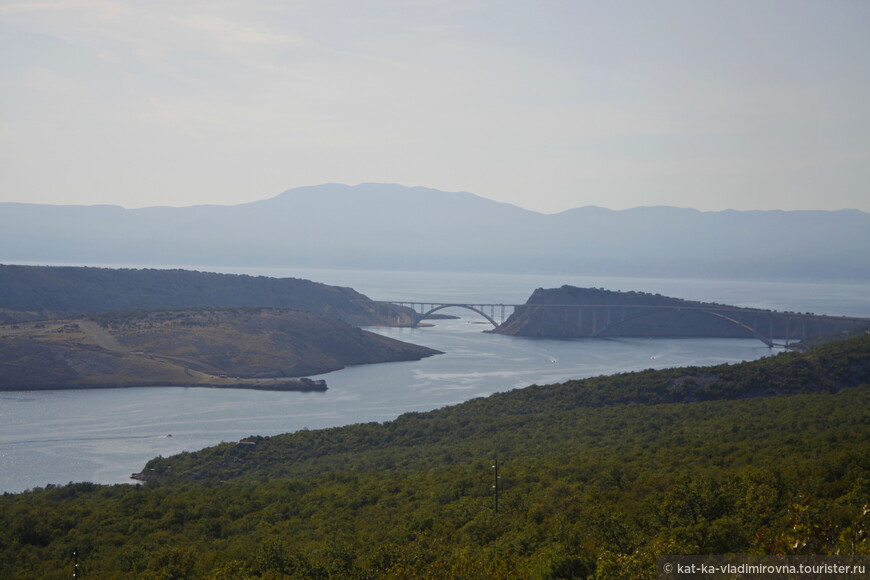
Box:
[0,308,441,391]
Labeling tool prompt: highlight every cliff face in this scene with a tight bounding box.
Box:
[0,265,416,326]
[0,308,441,390]
[494,285,868,342]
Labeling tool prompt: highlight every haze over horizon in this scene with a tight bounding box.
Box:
[2,1,868,214]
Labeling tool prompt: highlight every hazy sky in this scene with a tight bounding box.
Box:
[1,1,868,213]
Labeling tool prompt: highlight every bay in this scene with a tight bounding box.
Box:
[1,268,868,493]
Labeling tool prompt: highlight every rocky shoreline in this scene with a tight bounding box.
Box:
[0,378,328,392]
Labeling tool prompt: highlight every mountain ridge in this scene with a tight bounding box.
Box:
[4,182,867,215]
[2,183,868,280]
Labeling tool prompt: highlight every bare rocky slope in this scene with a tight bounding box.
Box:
[0,308,440,390]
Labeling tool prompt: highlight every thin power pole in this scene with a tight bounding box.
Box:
[492,458,500,513]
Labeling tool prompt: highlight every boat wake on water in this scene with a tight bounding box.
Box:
[0,434,173,446]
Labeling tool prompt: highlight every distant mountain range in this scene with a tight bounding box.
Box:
[2,183,868,280]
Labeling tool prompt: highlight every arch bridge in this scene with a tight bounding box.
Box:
[368,300,870,348]
[375,301,519,328]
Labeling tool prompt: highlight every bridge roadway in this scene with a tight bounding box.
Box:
[375,301,521,327]
[366,300,870,348]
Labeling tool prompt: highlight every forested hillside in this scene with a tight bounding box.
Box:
[2,336,868,579]
[0,264,414,326]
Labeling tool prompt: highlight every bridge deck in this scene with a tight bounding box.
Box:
[360,300,870,347]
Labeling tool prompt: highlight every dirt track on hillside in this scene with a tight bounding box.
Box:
[77,320,129,352]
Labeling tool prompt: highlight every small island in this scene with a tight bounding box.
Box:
[0,308,441,391]
[494,285,870,344]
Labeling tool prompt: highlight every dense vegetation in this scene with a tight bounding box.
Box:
[0,264,414,325]
[2,335,868,579]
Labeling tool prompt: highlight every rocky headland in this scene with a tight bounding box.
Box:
[494,285,870,343]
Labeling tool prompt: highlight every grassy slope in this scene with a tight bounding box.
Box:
[1,336,868,579]
[101,308,440,378]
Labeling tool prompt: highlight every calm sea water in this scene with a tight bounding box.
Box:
[1,268,868,493]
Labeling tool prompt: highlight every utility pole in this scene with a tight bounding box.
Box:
[73,548,80,578]
[492,457,500,513]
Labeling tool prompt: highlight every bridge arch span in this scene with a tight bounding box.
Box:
[594,307,775,347]
[702,311,774,348]
[415,304,499,328]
